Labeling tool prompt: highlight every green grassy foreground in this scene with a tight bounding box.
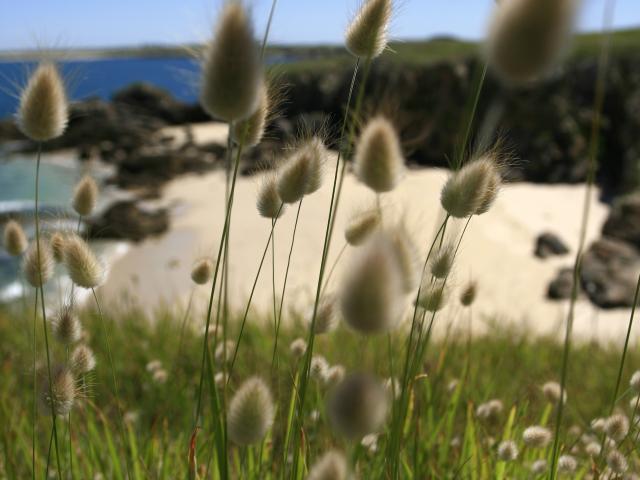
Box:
[1,301,639,478]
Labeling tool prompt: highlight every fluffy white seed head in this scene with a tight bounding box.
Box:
[3,220,28,256]
[430,243,455,279]
[542,381,567,404]
[327,373,388,439]
[345,208,380,246]
[497,440,518,461]
[306,450,349,480]
[308,295,338,334]
[417,281,448,312]
[441,156,502,219]
[311,355,330,383]
[257,173,285,219]
[215,340,235,365]
[63,234,104,289]
[227,376,274,445]
[486,0,577,84]
[232,82,269,147]
[289,338,307,359]
[630,370,640,392]
[345,0,392,59]
[584,442,601,457]
[326,365,346,387]
[41,365,76,416]
[276,136,327,203]
[557,455,577,474]
[191,258,214,285]
[17,62,68,142]
[353,116,404,193]
[476,399,503,421]
[460,281,477,307]
[340,232,407,335]
[23,239,54,287]
[72,175,98,217]
[200,1,262,122]
[49,231,66,263]
[604,413,629,442]
[522,426,552,448]
[531,459,547,475]
[606,450,628,474]
[53,305,82,345]
[71,344,96,375]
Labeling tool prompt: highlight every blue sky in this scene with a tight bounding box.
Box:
[0,0,638,50]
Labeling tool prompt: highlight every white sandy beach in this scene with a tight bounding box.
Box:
[98,123,636,344]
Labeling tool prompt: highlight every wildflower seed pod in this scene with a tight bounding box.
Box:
[41,365,76,416]
[440,156,501,218]
[306,450,349,480]
[542,381,567,404]
[53,305,82,345]
[604,413,629,442]
[257,174,285,219]
[310,355,330,383]
[584,442,601,457]
[17,62,68,142]
[327,373,388,439]
[417,281,448,312]
[227,376,274,445]
[606,450,628,474]
[191,258,214,285]
[497,440,518,461]
[308,295,338,334]
[353,116,404,193]
[345,208,380,246]
[72,175,98,217]
[460,281,477,307]
[556,455,577,474]
[289,338,307,359]
[200,1,262,122]
[487,0,577,84]
[522,426,552,448]
[49,232,66,263]
[340,233,406,334]
[276,137,327,203]
[3,220,28,256]
[71,344,96,375]
[232,83,269,147]
[63,234,104,288]
[345,0,392,59]
[430,243,455,279]
[23,239,54,287]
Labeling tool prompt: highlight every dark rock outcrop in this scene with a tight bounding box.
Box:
[547,268,576,300]
[602,193,640,248]
[535,232,570,259]
[87,201,169,242]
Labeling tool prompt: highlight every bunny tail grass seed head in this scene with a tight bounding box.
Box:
[630,370,640,391]
[72,175,98,217]
[487,0,577,84]
[497,440,518,461]
[200,1,262,122]
[418,281,448,313]
[354,116,405,193]
[607,450,629,474]
[23,239,54,287]
[522,426,552,448]
[430,243,455,279]
[440,155,502,218]
[345,207,380,246]
[41,365,76,416]
[542,381,567,404]
[276,136,327,203]
[308,295,338,334]
[63,233,104,288]
[604,413,629,441]
[71,344,96,375]
[460,281,477,307]
[327,373,388,439]
[17,62,68,142]
[257,173,285,219]
[306,450,349,480]
[227,376,274,445]
[3,220,28,256]
[346,0,392,59]
[191,257,214,285]
[232,82,269,147]
[557,455,577,474]
[340,232,406,335]
[50,231,66,263]
[53,304,82,345]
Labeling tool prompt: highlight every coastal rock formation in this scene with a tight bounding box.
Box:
[87,200,169,242]
[535,232,570,259]
[547,267,575,300]
[602,193,640,248]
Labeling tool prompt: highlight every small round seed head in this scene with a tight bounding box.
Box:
[71,344,96,374]
[3,220,28,256]
[72,175,98,217]
[310,355,330,383]
[191,258,214,285]
[345,208,380,246]
[326,365,346,387]
[23,239,54,287]
[215,340,235,365]
[417,281,448,312]
[460,281,477,307]
[606,450,628,474]
[630,370,640,392]
[276,137,327,203]
[215,371,228,387]
[430,243,455,279]
[306,450,349,480]
[604,414,629,442]
[542,381,567,404]
[531,459,547,475]
[232,82,269,147]
[345,0,392,59]
[49,232,66,263]
[585,442,601,457]
[591,417,606,433]
[289,338,307,359]
[308,295,338,334]
[53,305,82,345]
[476,399,504,422]
[63,234,104,288]
[227,376,274,445]
[41,365,76,416]
[441,156,502,219]
[17,62,68,141]
[257,173,285,219]
[630,395,640,410]
[497,440,518,462]
[522,426,552,448]
[487,0,577,84]
[557,455,577,474]
[353,116,404,193]
[200,1,262,121]
[146,360,162,373]
[327,373,388,439]
[340,232,406,335]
